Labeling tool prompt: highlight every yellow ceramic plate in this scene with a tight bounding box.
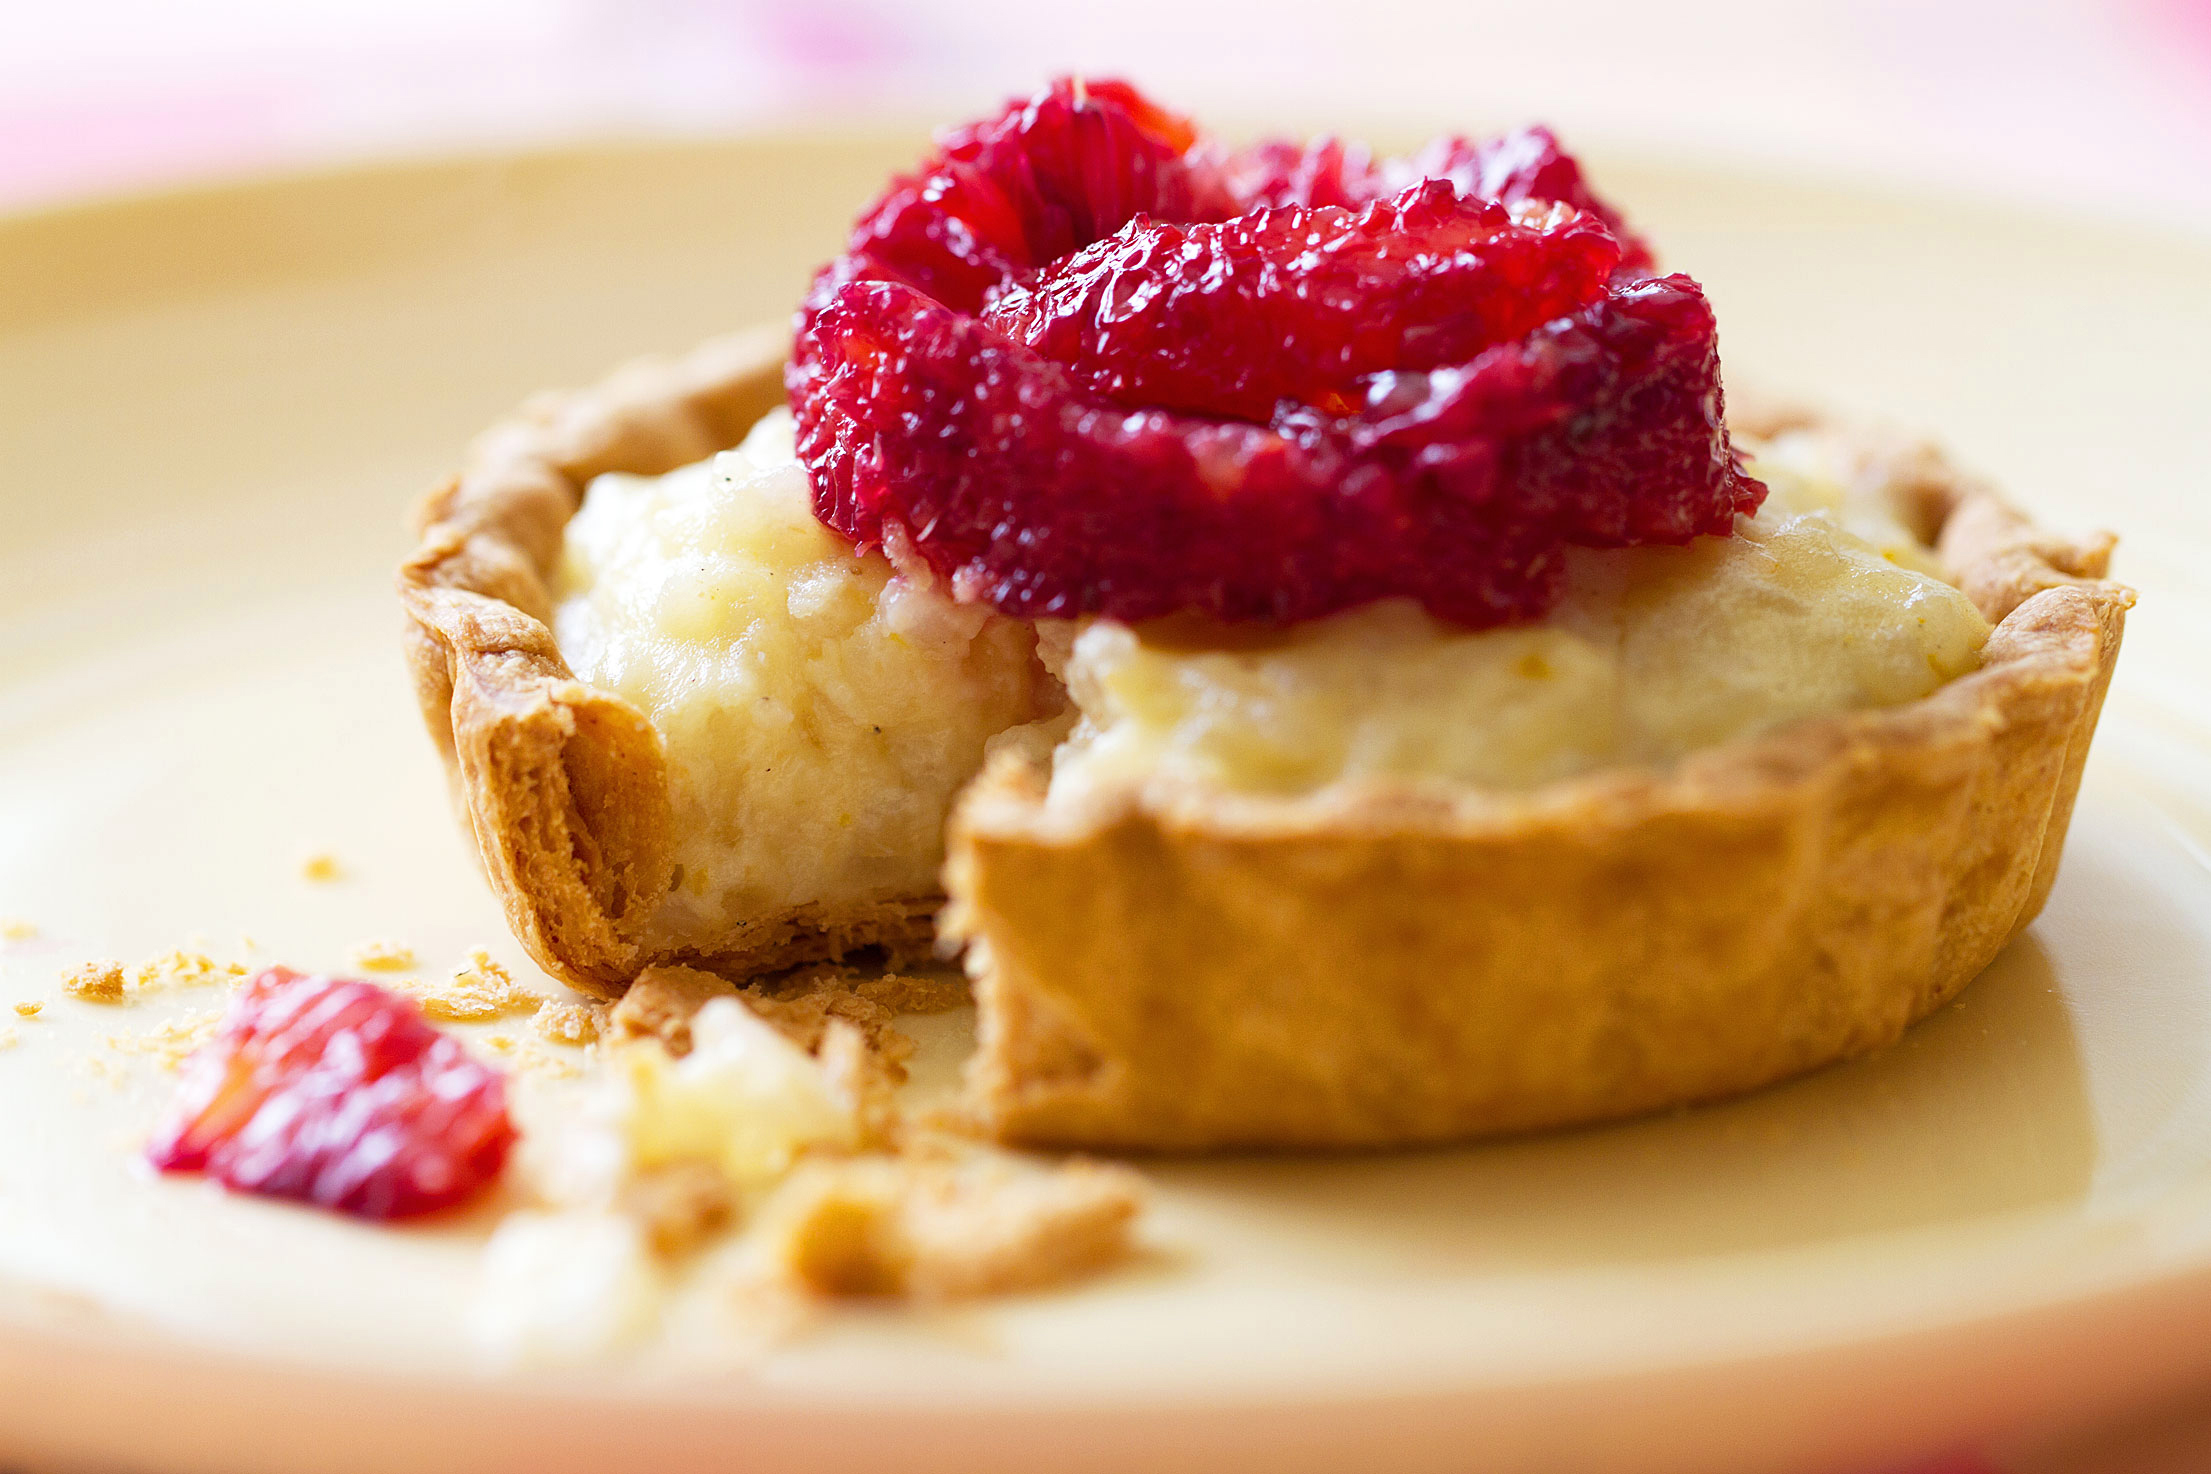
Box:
[1,136,2208,1474]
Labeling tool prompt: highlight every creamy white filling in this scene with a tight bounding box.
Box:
[555,410,1050,949]
[1046,440,1991,801]
[559,417,1990,901]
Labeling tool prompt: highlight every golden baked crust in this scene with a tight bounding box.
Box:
[404,332,2130,1150]
[947,422,2134,1149]
[756,1151,1144,1300]
[398,329,934,995]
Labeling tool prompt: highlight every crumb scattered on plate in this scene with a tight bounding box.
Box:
[132,950,250,991]
[476,988,1141,1364]
[105,1010,223,1070]
[62,960,126,1003]
[14,1001,43,1018]
[300,853,342,882]
[59,949,251,1007]
[1,919,35,942]
[758,1152,1145,1301]
[406,947,541,1022]
[533,1001,605,1046]
[352,940,416,973]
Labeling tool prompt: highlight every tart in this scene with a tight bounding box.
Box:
[398,80,2131,1148]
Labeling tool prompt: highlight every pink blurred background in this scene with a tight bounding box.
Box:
[3,2,2209,1471]
[3,0,2210,229]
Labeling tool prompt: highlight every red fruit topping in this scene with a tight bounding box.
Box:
[798,270,1753,625]
[1399,129,1654,274]
[815,76,1235,318]
[148,966,515,1220]
[789,79,1757,628]
[1221,135,1381,211]
[983,182,1622,423]
[1224,126,1655,275]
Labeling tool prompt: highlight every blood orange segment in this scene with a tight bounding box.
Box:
[1225,125,1656,274]
[789,79,1757,628]
[795,272,1754,626]
[983,182,1622,423]
[1222,135,1381,211]
[815,75,1236,318]
[147,966,515,1220]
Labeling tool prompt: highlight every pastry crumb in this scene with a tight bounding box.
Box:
[511,1045,582,1080]
[608,964,736,1055]
[14,1001,43,1018]
[849,970,968,1015]
[408,948,540,1022]
[735,965,967,1087]
[492,975,1140,1315]
[622,1160,735,1258]
[527,1049,582,1079]
[758,1153,1143,1301]
[478,1032,585,1077]
[62,960,126,1003]
[532,1000,605,1046]
[609,961,963,1089]
[906,1096,991,1139]
[817,1018,902,1147]
[0,1025,17,1050]
[352,940,416,973]
[106,1011,222,1070]
[300,853,342,882]
[60,950,250,1006]
[1,919,36,942]
[133,949,248,991]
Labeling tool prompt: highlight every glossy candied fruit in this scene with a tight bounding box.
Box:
[790,78,1756,628]
[814,75,1235,318]
[798,269,1753,626]
[1224,125,1654,274]
[983,182,1622,423]
[147,966,515,1220]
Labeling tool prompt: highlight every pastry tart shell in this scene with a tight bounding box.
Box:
[400,336,2131,1151]
[397,329,937,996]
[949,410,2134,1148]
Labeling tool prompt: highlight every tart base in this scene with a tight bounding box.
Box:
[947,431,2132,1149]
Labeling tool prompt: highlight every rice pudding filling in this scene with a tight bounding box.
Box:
[554,410,1055,957]
[1047,432,1988,802]
[556,414,1989,920]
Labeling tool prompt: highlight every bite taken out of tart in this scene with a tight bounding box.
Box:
[399,78,2130,1152]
